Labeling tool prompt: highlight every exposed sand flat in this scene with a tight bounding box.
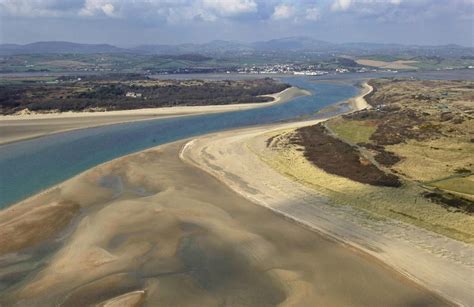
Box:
[180,84,474,306]
[356,59,418,70]
[0,86,309,145]
[0,139,446,306]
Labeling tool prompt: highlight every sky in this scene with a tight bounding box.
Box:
[0,0,473,47]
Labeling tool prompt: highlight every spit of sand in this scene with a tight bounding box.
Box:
[0,86,308,145]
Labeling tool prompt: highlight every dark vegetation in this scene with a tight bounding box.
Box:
[343,107,443,146]
[290,124,401,187]
[423,190,474,214]
[0,76,290,114]
[352,79,473,212]
[338,79,472,174]
[360,143,402,167]
[358,79,472,145]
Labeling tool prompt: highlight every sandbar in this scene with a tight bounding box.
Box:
[0,86,309,145]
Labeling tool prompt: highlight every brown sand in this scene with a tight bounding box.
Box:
[0,140,447,306]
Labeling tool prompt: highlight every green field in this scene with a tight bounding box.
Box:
[326,118,377,144]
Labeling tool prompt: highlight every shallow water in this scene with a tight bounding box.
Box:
[0,77,357,208]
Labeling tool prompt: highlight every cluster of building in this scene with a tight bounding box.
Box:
[235,63,352,75]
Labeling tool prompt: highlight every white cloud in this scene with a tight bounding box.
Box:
[166,6,217,23]
[202,0,257,16]
[272,4,295,20]
[75,0,257,21]
[331,0,352,11]
[0,0,470,30]
[79,0,118,17]
[305,7,321,21]
[100,3,115,16]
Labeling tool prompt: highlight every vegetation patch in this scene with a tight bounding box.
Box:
[361,143,402,167]
[262,78,474,241]
[261,131,474,242]
[429,176,474,196]
[334,78,473,194]
[289,124,401,187]
[0,76,290,114]
[326,117,377,144]
[423,190,473,214]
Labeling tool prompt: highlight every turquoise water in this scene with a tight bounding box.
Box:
[0,77,358,208]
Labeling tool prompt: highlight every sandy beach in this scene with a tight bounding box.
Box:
[0,86,309,145]
[180,83,474,306]
[0,142,447,306]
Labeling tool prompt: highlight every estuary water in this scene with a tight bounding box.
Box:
[0,77,358,208]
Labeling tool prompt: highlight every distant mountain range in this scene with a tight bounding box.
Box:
[1,37,472,57]
[0,41,126,55]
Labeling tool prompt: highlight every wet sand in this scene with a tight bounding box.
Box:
[0,87,309,145]
[0,141,448,306]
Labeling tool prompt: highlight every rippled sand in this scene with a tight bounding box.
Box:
[0,141,448,306]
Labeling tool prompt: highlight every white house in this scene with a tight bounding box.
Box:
[125,92,142,98]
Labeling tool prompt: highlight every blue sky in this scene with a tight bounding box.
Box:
[1,0,473,46]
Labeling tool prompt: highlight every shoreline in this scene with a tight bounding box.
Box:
[179,84,473,306]
[0,83,460,305]
[0,86,310,145]
[0,92,449,305]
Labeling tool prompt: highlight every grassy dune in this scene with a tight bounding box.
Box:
[262,79,474,242]
[263,130,474,243]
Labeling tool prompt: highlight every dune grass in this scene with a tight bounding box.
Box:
[430,176,474,196]
[326,118,377,144]
[261,131,474,243]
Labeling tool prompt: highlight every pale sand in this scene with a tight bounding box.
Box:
[0,141,446,306]
[356,59,418,70]
[180,84,474,306]
[350,82,372,110]
[0,86,310,145]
